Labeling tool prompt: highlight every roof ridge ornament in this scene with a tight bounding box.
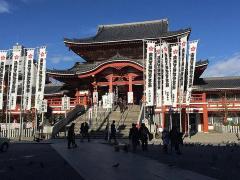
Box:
[110,53,129,60]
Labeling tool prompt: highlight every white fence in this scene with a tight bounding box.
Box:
[0,128,33,138]
[214,124,240,133]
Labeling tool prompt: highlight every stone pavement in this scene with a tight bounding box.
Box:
[148,132,240,145]
[51,140,216,180]
[183,132,239,144]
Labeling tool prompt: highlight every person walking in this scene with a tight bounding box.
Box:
[110,120,117,144]
[67,123,77,149]
[104,122,109,141]
[139,123,150,151]
[169,126,182,154]
[80,122,85,142]
[84,122,90,142]
[129,123,140,152]
[162,128,170,153]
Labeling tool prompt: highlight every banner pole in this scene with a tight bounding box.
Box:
[5,68,10,137]
[19,51,27,141]
[142,40,145,123]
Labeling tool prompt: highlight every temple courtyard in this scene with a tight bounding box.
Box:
[1,134,239,180]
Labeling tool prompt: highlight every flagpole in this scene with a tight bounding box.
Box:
[5,66,10,137]
[142,39,145,124]
[19,51,26,141]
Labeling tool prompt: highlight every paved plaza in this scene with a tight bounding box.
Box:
[0,143,83,180]
[51,140,217,180]
[1,132,240,180]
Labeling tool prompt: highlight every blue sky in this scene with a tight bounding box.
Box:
[0,0,240,77]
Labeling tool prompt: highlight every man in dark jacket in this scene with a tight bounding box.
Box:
[169,126,182,154]
[139,123,150,151]
[110,120,117,144]
[67,123,76,149]
[84,122,90,142]
[129,123,140,152]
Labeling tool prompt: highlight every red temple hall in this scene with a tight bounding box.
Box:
[43,19,240,134]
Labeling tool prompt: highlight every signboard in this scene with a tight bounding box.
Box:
[9,49,21,110]
[102,94,108,109]
[61,96,70,110]
[108,93,113,108]
[39,99,48,113]
[0,50,7,110]
[145,42,155,106]
[128,91,133,104]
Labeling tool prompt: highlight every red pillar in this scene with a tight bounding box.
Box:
[162,105,165,129]
[128,74,133,92]
[108,74,113,93]
[202,93,209,132]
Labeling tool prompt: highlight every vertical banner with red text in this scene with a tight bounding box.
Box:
[171,45,179,107]
[179,36,188,104]
[145,42,155,106]
[0,50,7,110]
[35,47,47,110]
[156,45,162,107]
[23,49,34,110]
[162,42,172,105]
[9,49,21,110]
[186,41,198,105]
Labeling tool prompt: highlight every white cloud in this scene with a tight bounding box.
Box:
[203,52,240,77]
[0,0,10,13]
[50,55,76,64]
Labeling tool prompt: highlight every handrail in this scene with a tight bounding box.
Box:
[137,104,144,125]
[51,105,85,137]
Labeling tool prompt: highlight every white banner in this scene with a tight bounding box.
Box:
[162,42,172,105]
[102,95,108,109]
[88,107,93,121]
[61,96,70,110]
[35,47,47,110]
[186,41,198,105]
[0,51,7,110]
[23,49,34,110]
[171,45,179,107]
[156,45,162,107]
[93,91,98,104]
[39,99,48,113]
[9,49,21,110]
[108,92,113,108]
[145,42,155,106]
[128,91,133,104]
[179,36,188,103]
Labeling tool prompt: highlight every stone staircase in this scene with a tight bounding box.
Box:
[73,106,113,139]
[70,105,140,139]
[114,105,141,138]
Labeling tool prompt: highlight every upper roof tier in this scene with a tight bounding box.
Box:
[64,19,190,44]
[64,19,191,62]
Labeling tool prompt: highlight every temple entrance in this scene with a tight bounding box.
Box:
[133,85,143,105]
[116,85,128,101]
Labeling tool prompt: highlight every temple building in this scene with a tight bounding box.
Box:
[3,19,240,135]
[47,19,212,132]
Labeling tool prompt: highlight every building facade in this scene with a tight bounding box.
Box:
[2,19,240,134]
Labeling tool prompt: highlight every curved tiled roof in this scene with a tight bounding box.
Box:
[47,58,208,76]
[194,76,240,91]
[47,58,143,75]
[17,84,66,96]
[64,19,191,44]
